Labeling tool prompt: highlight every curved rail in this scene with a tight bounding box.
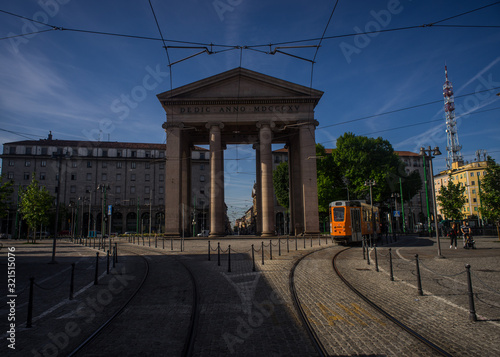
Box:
[332,248,453,357]
[289,247,329,357]
[67,245,199,357]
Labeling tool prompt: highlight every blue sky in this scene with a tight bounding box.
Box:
[1,0,499,221]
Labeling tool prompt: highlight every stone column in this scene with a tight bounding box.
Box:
[299,122,320,234]
[288,135,303,236]
[208,123,225,237]
[180,139,191,236]
[162,122,182,236]
[253,143,262,235]
[258,122,275,237]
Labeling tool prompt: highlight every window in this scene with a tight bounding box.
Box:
[131,162,136,169]
[471,180,475,185]
[130,198,135,206]
[333,207,345,222]
[473,198,477,203]
[472,189,476,194]
[102,150,107,157]
[477,172,481,176]
[200,187,205,194]
[159,186,164,194]
[159,151,165,158]
[145,151,151,158]
[130,186,136,194]
[200,152,205,160]
[116,186,121,193]
[200,164,205,171]
[102,161,107,168]
[9,147,16,154]
[145,186,150,194]
[41,148,47,155]
[70,185,76,193]
[200,175,205,182]
[24,172,29,180]
[470,172,474,177]
[41,160,46,167]
[25,160,31,167]
[145,162,150,169]
[7,172,14,179]
[274,156,281,163]
[116,173,121,181]
[72,161,77,168]
[159,163,165,169]
[86,173,92,181]
[145,174,150,181]
[131,174,136,181]
[131,151,137,157]
[71,173,77,180]
[474,207,478,211]
[117,150,122,157]
[26,147,32,155]
[117,162,122,169]
[87,161,92,168]
[159,174,164,181]
[158,198,164,204]
[9,160,14,166]
[101,173,107,181]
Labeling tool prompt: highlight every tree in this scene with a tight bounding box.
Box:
[272,161,289,209]
[436,179,466,220]
[479,157,500,239]
[316,144,344,218]
[332,133,404,203]
[0,175,14,219]
[19,177,54,242]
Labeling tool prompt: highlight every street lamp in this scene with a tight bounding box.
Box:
[364,179,376,244]
[419,146,443,257]
[50,151,70,264]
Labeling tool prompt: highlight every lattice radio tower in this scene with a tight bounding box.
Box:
[443,65,463,168]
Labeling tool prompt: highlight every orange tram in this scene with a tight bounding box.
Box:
[329,200,380,244]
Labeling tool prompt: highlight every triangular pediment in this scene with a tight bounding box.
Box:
[157,67,323,102]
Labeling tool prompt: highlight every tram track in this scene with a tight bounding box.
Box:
[67,243,199,357]
[290,245,454,357]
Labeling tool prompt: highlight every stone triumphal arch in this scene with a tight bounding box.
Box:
[158,68,323,237]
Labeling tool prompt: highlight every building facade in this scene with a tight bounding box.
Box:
[0,134,209,237]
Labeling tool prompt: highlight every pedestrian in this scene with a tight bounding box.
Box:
[449,222,458,249]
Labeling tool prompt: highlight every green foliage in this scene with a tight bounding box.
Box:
[331,133,404,203]
[19,177,54,236]
[0,175,14,218]
[480,157,500,225]
[316,144,344,216]
[437,179,466,220]
[272,161,289,209]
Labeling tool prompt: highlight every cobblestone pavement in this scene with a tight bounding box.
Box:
[1,235,498,356]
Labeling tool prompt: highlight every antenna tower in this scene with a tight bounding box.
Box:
[443,65,463,168]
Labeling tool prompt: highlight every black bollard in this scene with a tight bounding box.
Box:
[26,277,34,328]
[114,242,118,263]
[155,236,157,248]
[367,243,371,265]
[252,244,256,272]
[415,254,423,296]
[69,263,75,300]
[389,248,394,281]
[217,242,221,266]
[149,236,151,247]
[303,235,306,249]
[112,247,116,268]
[270,240,273,260]
[310,235,312,248]
[362,238,366,260]
[171,238,173,251]
[262,241,265,265]
[94,252,99,285]
[162,238,165,249]
[319,235,321,246]
[295,236,298,251]
[287,235,290,253]
[374,245,379,272]
[208,241,211,261]
[278,238,281,256]
[228,245,231,273]
[465,264,477,321]
[106,250,110,274]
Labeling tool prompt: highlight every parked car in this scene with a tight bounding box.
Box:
[197,230,209,237]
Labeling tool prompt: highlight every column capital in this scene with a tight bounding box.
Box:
[256,121,276,129]
[205,122,224,130]
[162,122,184,131]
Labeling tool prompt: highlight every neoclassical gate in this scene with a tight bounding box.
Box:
[158,68,323,237]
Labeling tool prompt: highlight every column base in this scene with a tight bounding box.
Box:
[209,232,225,238]
[261,231,275,237]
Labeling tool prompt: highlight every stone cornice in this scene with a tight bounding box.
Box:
[161,98,319,106]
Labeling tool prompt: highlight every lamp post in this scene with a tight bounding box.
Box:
[364,179,376,244]
[391,193,400,233]
[97,184,110,242]
[50,151,70,264]
[419,146,443,258]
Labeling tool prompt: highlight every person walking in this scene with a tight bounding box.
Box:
[449,222,458,249]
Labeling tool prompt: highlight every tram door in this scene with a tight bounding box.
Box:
[351,208,362,242]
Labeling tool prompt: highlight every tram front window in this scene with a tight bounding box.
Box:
[333,207,345,222]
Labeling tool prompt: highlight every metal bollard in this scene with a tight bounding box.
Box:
[262,241,265,265]
[319,235,321,246]
[162,238,165,249]
[278,238,281,256]
[374,245,379,272]
[270,240,272,260]
[106,250,110,274]
[415,254,423,296]
[295,236,298,251]
[155,235,157,248]
[465,264,477,321]
[94,252,99,285]
[26,277,34,328]
[362,238,366,260]
[112,247,116,268]
[228,245,231,273]
[287,235,289,253]
[217,242,221,266]
[310,235,312,248]
[149,236,151,247]
[303,235,306,249]
[367,244,370,265]
[208,241,211,261]
[252,244,256,272]
[171,238,173,251]
[389,248,394,281]
[69,263,75,300]
[114,242,118,263]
